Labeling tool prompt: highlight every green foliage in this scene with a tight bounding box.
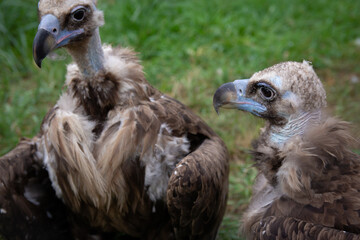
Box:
[0,0,359,238]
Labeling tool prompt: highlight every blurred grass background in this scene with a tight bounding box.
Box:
[0,0,359,239]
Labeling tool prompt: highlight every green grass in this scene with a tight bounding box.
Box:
[1,0,360,239]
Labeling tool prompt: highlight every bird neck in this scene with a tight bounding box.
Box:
[66,28,105,80]
[267,110,322,147]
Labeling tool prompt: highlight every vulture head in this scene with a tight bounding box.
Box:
[213,61,327,145]
[33,0,104,76]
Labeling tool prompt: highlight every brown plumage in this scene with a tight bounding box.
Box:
[0,138,74,240]
[213,61,360,239]
[0,139,119,240]
[39,54,229,238]
[0,0,229,239]
[254,216,360,240]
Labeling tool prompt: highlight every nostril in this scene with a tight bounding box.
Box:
[52,28,57,33]
[238,89,243,95]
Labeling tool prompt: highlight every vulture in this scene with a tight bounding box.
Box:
[213,61,360,240]
[0,0,229,239]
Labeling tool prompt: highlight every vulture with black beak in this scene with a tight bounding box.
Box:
[213,61,360,240]
[0,0,229,239]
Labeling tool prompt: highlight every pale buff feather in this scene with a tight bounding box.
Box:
[45,105,106,210]
[94,105,162,211]
[94,111,138,212]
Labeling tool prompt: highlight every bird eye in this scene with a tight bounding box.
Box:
[258,84,276,101]
[72,8,86,21]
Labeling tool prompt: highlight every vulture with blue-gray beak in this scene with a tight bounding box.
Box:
[213,61,360,240]
[0,0,229,239]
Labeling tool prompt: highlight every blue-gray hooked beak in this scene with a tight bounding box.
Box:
[213,79,267,116]
[33,14,84,68]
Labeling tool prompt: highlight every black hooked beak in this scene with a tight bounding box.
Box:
[33,14,84,68]
[33,30,55,68]
[213,82,238,114]
[213,79,267,117]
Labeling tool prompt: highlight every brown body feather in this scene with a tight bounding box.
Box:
[37,46,229,239]
[244,116,360,239]
[254,216,360,240]
[0,138,75,239]
[0,139,143,239]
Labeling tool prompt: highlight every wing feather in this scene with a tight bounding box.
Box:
[167,136,229,239]
[253,216,360,240]
[0,138,74,239]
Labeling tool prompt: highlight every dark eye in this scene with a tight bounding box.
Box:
[257,84,276,101]
[72,8,86,21]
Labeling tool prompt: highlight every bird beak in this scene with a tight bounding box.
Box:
[33,14,84,68]
[213,79,267,117]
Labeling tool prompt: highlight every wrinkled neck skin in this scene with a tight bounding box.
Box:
[66,28,104,79]
[266,110,322,148]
